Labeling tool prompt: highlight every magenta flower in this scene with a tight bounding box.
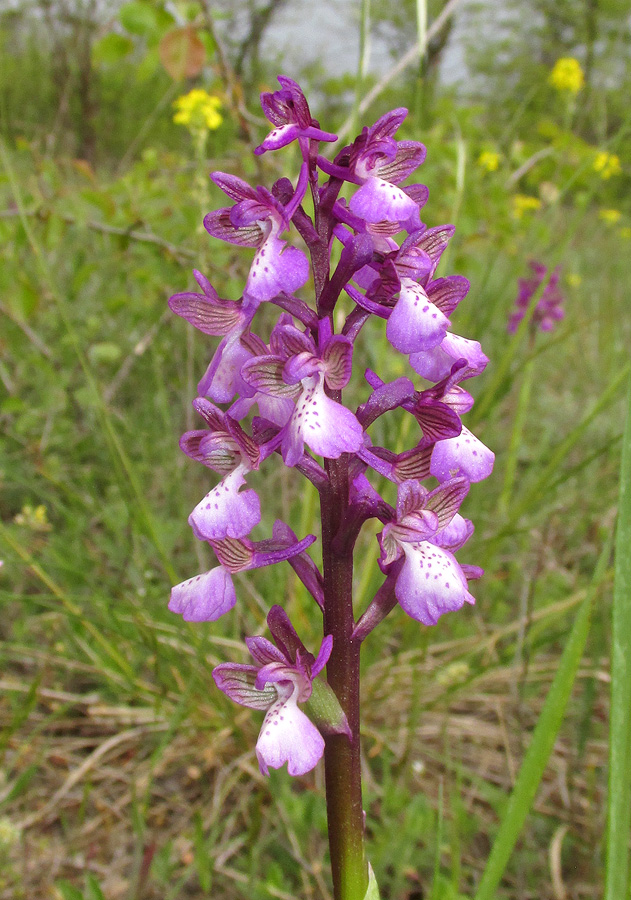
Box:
[508,260,565,333]
[255,75,337,156]
[205,172,309,304]
[169,526,316,623]
[213,606,334,775]
[378,478,479,625]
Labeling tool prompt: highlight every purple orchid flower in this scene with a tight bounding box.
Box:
[378,478,478,625]
[241,318,363,467]
[256,75,337,156]
[320,108,426,227]
[169,526,316,623]
[508,260,565,334]
[205,172,309,304]
[213,605,334,775]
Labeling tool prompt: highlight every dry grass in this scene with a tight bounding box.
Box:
[1,609,609,900]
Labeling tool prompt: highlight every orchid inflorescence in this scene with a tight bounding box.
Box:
[168,76,494,788]
[508,259,565,334]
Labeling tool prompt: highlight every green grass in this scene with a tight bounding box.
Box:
[1,72,630,900]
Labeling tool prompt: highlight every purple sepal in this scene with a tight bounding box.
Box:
[376,141,427,183]
[179,430,240,474]
[427,276,470,316]
[203,208,263,247]
[425,477,471,529]
[168,274,243,336]
[241,354,302,398]
[212,663,277,710]
[322,335,353,389]
[392,441,434,482]
[246,635,288,667]
[266,603,310,662]
[269,523,324,608]
[168,565,236,622]
[410,397,462,442]
[430,425,495,483]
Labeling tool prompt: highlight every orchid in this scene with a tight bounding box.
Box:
[508,259,565,334]
[213,605,345,776]
[168,77,493,900]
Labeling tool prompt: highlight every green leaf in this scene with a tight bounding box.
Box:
[363,864,381,900]
[92,33,134,65]
[473,535,612,900]
[119,1,159,35]
[85,874,107,900]
[54,882,85,900]
[605,377,631,900]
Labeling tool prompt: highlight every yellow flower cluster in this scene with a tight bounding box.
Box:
[599,209,621,225]
[593,151,622,180]
[478,150,501,172]
[548,57,585,95]
[512,194,542,219]
[14,504,52,532]
[173,89,223,132]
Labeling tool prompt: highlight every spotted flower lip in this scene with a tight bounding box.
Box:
[213,606,336,776]
[188,464,261,542]
[378,478,478,626]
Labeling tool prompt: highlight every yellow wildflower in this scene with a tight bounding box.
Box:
[566,273,582,288]
[548,57,585,94]
[14,504,52,532]
[620,227,631,239]
[478,150,500,172]
[512,194,542,219]
[599,209,622,225]
[173,89,223,132]
[593,151,622,180]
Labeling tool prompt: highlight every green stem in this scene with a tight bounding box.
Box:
[322,455,368,900]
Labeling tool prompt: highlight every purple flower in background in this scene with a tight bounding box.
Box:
[508,260,565,333]
[213,606,334,775]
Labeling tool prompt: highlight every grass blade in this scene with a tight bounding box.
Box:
[605,377,631,900]
[473,536,612,900]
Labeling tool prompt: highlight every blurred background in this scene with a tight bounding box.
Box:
[1,1,630,898]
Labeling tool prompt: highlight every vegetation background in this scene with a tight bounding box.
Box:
[1,0,630,898]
